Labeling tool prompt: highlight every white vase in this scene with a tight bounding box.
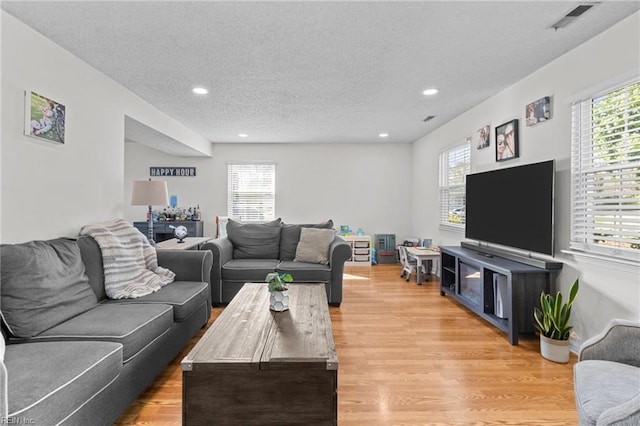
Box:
[269,290,289,312]
[540,335,570,363]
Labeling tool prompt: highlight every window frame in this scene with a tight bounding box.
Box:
[570,78,640,263]
[439,140,471,232]
[227,162,276,222]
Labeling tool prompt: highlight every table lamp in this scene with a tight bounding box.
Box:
[131,179,169,245]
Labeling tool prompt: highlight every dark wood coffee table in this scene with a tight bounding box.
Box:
[182,283,338,426]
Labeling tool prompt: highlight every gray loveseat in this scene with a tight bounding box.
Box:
[202,219,352,306]
[574,319,640,426]
[0,235,213,425]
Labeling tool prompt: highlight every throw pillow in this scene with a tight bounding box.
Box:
[279,220,334,261]
[0,239,98,338]
[227,218,282,259]
[294,228,336,265]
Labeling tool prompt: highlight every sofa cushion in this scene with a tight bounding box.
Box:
[106,281,209,322]
[574,360,640,426]
[222,259,279,282]
[294,228,336,265]
[0,239,98,338]
[227,218,282,259]
[276,261,331,282]
[77,235,108,300]
[5,341,122,424]
[30,303,173,363]
[280,220,334,261]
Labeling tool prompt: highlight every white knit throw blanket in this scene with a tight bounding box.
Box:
[80,219,175,299]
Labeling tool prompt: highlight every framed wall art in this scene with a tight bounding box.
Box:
[476,125,490,149]
[24,91,66,144]
[495,119,518,162]
[525,96,551,127]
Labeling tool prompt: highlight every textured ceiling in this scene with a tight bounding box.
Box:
[3,1,640,153]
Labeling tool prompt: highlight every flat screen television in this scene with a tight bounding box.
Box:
[465,159,555,256]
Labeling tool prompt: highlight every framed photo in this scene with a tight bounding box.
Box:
[476,125,490,149]
[495,119,518,162]
[24,91,65,144]
[525,96,551,127]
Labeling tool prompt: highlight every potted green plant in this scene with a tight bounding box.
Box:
[533,278,579,363]
[266,272,293,311]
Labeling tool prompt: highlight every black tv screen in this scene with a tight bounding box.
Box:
[465,160,555,256]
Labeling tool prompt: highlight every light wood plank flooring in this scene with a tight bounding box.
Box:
[116,264,577,425]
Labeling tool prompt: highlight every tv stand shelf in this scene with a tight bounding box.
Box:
[440,246,561,345]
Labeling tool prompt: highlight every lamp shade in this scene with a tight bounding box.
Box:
[131,180,169,206]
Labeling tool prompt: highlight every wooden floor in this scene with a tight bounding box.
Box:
[115,264,578,425]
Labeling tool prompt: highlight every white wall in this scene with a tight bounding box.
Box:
[124,142,413,242]
[0,11,210,243]
[412,12,640,347]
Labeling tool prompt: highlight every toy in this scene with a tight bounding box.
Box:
[340,225,352,236]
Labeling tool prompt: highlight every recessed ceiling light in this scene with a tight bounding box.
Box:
[422,88,439,96]
[192,87,208,95]
[379,133,389,138]
[238,133,248,138]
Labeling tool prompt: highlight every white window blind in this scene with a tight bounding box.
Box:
[439,141,471,229]
[227,163,276,222]
[570,80,640,262]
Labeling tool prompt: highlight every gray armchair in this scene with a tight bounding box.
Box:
[574,319,640,426]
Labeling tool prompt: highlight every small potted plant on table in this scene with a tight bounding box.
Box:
[266,272,293,312]
[533,279,579,363]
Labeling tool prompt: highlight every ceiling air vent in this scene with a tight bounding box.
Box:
[550,3,596,30]
[423,115,435,123]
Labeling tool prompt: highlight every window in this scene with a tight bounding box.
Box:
[439,141,471,229]
[227,163,276,222]
[570,80,640,262]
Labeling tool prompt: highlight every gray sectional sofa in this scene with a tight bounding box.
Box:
[0,235,213,425]
[202,219,352,306]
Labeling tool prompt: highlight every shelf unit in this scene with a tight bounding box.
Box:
[343,235,372,267]
[440,246,561,345]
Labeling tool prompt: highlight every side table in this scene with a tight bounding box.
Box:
[156,237,212,250]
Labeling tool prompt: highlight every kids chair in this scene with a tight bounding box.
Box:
[398,245,426,283]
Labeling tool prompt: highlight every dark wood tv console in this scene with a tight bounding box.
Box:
[440,246,562,345]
